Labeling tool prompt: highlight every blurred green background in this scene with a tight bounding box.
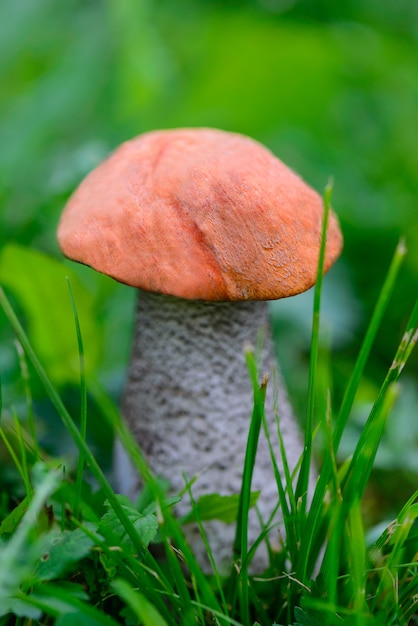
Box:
[1,0,417,521]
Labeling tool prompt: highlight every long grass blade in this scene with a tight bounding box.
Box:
[13,409,32,501]
[295,182,332,509]
[347,498,367,617]
[232,348,267,626]
[113,578,169,626]
[0,420,26,489]
[342,299,418,502]
[15,340,40,460]
[183,475,229,614]
[333,239,408,452]
[66,277,87,520]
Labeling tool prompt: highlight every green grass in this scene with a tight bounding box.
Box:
[0,230,417,625]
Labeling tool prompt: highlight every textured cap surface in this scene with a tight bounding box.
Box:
[57,128,343,301]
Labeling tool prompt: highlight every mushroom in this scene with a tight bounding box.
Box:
[57,128,342,572]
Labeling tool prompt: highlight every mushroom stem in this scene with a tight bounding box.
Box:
[115,290,309,572]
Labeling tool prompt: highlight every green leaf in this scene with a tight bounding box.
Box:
[0,597,42,619]
[0,243,102,384]
[29,582,120,625]
[56,615,100,626]
[181,491,260,524]
[0,497,28,537]
[99,495,158,552]
[294,606,322,626]
[33,526,97,582]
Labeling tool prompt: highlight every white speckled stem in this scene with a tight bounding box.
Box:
[115,291,309,572]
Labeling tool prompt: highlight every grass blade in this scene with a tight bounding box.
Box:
[12,409,32,501]
[342,299,418,502]
[295,181,332,510]
[66,277,87,521]
[333,239,408,452]
[15,340,40,460]
[0,418,28,495]
[113,578,169,626]
[232,348,267,626]
[234,349,267,561]
[183,477,229,614]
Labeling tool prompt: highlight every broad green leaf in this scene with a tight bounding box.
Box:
[0,597,41,619]
[30,582,120,625]
[294,606,322,626]
[0,243,102,384]
[181,491,260,525]
[0,497,28,537]
[99,495,158,552]
[34,526,97,582]
[56,614,101,626]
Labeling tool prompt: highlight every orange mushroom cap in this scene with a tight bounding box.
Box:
[57,128,343,301]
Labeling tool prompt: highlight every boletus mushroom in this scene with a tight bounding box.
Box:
[57,128,343,572]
